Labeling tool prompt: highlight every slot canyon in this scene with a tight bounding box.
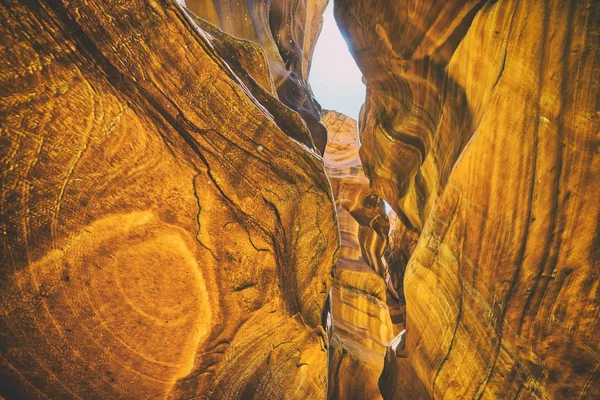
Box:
[0,0,598,399]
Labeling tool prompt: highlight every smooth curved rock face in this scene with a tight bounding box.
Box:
[336,0,485,232]
[337,0,600,398]
[322,110,395,400]
[0,1,337,399]
[183,0,329,153]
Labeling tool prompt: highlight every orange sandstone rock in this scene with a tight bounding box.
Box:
[322,110,395,400]
[0,1,337,398]
[183,0,329,153]
[336,0,600,398]
[2,0,598,398]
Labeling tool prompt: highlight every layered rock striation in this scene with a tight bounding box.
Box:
[183,0,329,153]
[1,0,599,399]
[322,110,395,400]
[336,0,600,398]
[0,1,337,398]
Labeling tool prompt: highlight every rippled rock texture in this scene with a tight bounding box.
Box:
[336,0,600,398]
[0,1,338,398]
[2,0,599,398]
[322,110,395,400]
[183,0,329,153]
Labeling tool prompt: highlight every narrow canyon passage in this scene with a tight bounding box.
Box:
[309,6,404,398]
[0,1,598,399]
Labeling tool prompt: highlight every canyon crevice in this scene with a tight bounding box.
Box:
[1,0,598,399]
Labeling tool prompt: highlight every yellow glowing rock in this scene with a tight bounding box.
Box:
[0,1,337,398]
[323,110,395,400]
[336,0,600,398]
[183,0,329,153]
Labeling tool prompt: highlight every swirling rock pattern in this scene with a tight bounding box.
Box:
[2,0,599,398]
[183,0,329,153]
[336,0,600,398]
[322,110,395,400]
[0,1,337,398]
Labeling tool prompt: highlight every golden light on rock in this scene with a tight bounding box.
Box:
[322,110,395,400]
[1,0,598,399]
[336,0,600,398]
[0,0,336,397]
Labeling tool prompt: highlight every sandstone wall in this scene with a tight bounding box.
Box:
[336,0,600,398]
[183,0,329,152]
[0,1,337,398]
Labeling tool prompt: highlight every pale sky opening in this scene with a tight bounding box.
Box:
[309,2,365,121]
[310,4,392,214]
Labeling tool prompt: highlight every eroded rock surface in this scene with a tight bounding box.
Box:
[336,0,600,398]
[183,0,329,153]
[322,110,395,400]
[1,0,599,398]
[0,1,337,398]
